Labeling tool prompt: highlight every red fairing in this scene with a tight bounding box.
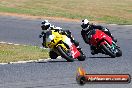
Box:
[90,30,112,47]
[100,35,112,45]
[70,44,80,58]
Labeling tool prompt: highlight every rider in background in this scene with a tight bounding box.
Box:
[39,20,81,59]
[81,19,117,55]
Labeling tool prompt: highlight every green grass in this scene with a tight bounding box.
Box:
[0,43,49,63]
[0,0,132,24]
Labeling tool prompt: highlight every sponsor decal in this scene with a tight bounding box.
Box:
[70,44,80,58]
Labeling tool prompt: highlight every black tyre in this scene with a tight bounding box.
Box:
[77,48,86,61]
[49,51,58,59]
[101,44,116,58]
[77,50,86,61]
[57,45,74,62]
[116,48,122,57]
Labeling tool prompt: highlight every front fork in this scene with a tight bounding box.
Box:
[103,41,118,54]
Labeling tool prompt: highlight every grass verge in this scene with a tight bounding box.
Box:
[0,0,132,24]
[0,43,49,63]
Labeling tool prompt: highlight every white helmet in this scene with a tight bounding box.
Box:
[81,19,90,29]
[41,20,51,30]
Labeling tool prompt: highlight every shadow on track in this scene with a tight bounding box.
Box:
[36,60,68,63]
[36,59,80,63]
[48,60,68,63]
[88,56,112,58]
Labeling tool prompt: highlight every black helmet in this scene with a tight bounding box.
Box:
[41,20,51,30]
[81,19,89,29]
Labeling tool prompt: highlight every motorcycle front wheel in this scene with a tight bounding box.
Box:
[116,48,122,57]
[101,44,116,58]
[57,45,74,62]
[77,50,86,61]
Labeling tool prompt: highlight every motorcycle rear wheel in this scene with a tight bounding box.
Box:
[57,45,74,62]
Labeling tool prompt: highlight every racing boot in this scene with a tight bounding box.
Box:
[72,40,79,47]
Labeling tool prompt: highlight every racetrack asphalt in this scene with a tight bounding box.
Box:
[0,15,132,88]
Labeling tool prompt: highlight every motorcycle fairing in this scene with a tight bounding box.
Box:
[90,29,112,47]
[45,30,80,59]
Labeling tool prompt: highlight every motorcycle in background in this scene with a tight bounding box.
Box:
[40,30,86,62]
[87,29,122,58]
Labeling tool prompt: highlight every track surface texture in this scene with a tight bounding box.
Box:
[0,16,132,88]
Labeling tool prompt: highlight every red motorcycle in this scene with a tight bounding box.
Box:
[87,29,122,58]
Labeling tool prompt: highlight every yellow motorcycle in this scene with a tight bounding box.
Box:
[42,30,85,62]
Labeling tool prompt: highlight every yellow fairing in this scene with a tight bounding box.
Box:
[45,30,68,51]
